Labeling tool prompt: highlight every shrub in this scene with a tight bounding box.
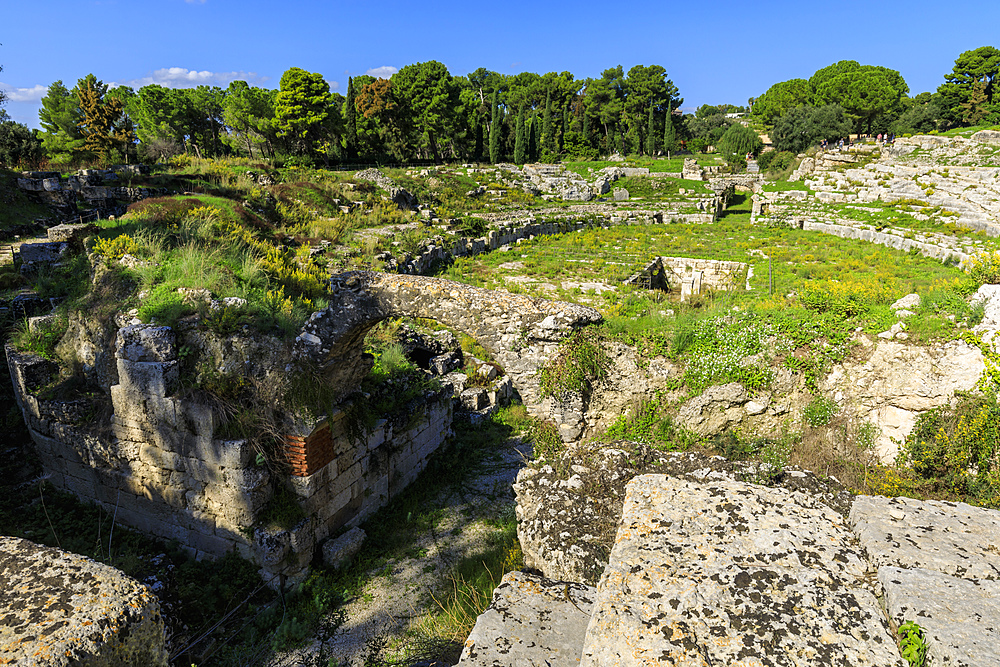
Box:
[966,250,1000,287]
[798,276,898,317]
[902,391,1000,506]
[92,233,140,261]
[757,150,795,173]
[538,327,609,399]
[803,395,840,427]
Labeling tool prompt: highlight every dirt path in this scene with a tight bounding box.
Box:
[270,434,530,667]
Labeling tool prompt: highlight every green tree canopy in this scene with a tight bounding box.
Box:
[810,61,909,133]
[0,121,43,167]
[771,104,852,153]
[716,122,763,167]
[39,80,85,162]
[937,46,1000,125]
[391,61,461,162]
[752,79,812,124]
[222,81,276,159]
[274,67,338,161]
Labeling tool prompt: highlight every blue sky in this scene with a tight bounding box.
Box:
[2,0,998,129]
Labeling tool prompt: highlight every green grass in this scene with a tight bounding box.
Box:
[762,180,813,193]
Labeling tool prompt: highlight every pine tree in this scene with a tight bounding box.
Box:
[663,109,676,155]
[645,104,657,156]
[513,105,526,164]
[542,90,553,153]
[345,76,357,160]
[489,88,501,164]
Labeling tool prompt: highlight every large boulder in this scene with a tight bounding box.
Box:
[0,536,168,667]
[514,447,852,585]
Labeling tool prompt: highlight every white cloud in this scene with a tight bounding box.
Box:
[119,67,269,89]
[326,80,340,91]
[185,0,207,4]
[365,66,398,79]
[0,83,47,103]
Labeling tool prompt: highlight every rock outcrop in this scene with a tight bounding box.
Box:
[474,463,1000,665]
[354,168,418,210]
[0,536,167,667]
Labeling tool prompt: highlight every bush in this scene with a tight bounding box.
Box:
[902,391,1000,506]
[803,395,840,427]
[538,327,609,399]
[798,276,898,317]
[966,250,1000,287]
[757,150,795,172]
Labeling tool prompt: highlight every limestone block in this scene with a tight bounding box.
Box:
[116,358,179,397]
[458,571,594,667]
[879,566,1000,667]
[581,476,903,667]
[850,495,1000,579]
[322,526,366,569]
[116,324,176,362]
[0,536,167,667]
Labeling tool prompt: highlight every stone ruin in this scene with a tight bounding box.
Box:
[624,255,749,300]
[6,266,600,588]
[16,166,166,221]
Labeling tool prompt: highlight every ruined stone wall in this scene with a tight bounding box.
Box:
[7,321,455,586]
[304,272,602,441]
[624,256,748,296]
[275,394,453,574]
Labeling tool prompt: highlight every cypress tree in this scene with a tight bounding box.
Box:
[489,88,501,164]
[663,109,676,155]
[513,105,526,164]
[582,108,590,147]
[543,90,553,153]
[528,113,538,162]
[560,106,569,152]
[345,76,357,160]
[645,104,657,156]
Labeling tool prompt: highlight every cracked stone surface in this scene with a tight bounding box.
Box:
[0,536,167,667]
[580,475,903,667]
[879,566,1000,667]
[850,495,1000,580]
[457,571,595,667]
[515,447,854,586]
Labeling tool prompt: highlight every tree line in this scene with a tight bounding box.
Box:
[0,62,699,168]
[752,47,1000,154]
